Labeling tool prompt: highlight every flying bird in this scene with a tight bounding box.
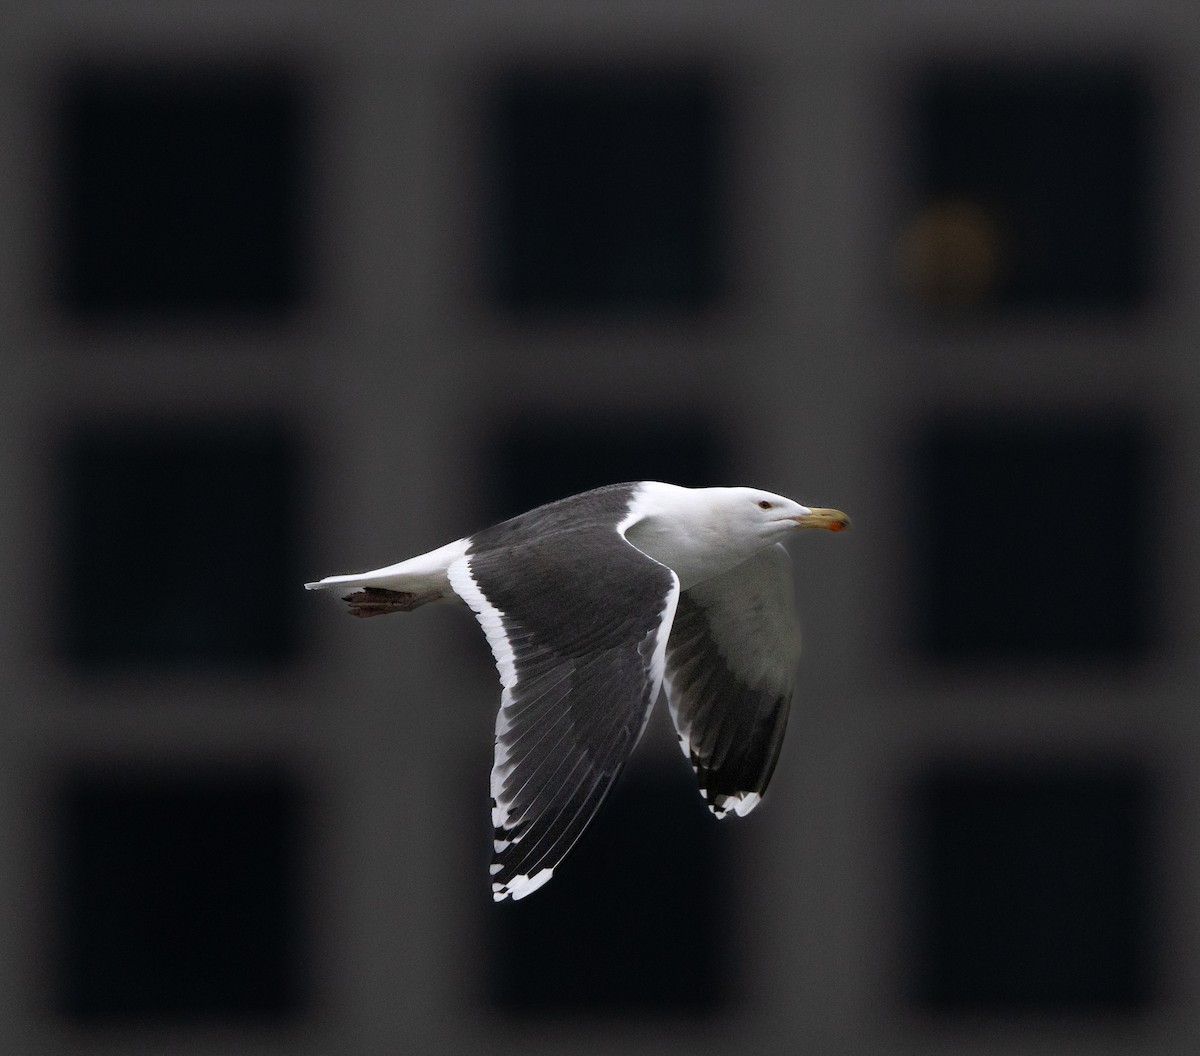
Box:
[306,481,849,901]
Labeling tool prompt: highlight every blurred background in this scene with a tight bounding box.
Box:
[1,1,1197,1054]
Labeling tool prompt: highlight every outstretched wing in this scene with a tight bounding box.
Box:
[448,529,678,901]
[663,544,801,818]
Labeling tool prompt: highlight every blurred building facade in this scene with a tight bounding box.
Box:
[1,2,1198,1054]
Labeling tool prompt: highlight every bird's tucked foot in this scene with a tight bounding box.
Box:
[342,587,440,617]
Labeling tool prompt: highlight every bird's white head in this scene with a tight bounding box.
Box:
[721,487,851,545]
[624,483,850,590]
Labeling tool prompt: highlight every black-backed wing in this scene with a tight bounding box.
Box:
[662,543,800,818]
[448,515,678,901]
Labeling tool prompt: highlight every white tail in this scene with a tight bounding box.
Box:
[305,537,471,616]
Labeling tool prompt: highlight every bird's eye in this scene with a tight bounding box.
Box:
[757,499,774,510]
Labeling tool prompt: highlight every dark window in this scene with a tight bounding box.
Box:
[488,757,735,1015]
[56,62,309,319]
[901,60,1154,310]
[911,412,1156,662]
[909,759,1156,1013]
[482,413,734,1014]
[59,419,303,669]
[55,765,307,1021]
[486,64,725,315]
[486,410,727,520]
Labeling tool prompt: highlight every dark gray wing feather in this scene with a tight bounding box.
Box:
[448,527,678,901]
[663,544,800,818]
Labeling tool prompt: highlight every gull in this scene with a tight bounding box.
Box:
[306,481,849,900]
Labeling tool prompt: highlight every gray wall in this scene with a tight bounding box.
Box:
[1,2,1197,1054]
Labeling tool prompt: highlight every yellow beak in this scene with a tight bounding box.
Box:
[794,507,851,532]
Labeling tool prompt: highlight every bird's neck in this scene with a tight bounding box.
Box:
[625,517,762,590]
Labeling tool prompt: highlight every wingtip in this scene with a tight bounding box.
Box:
[709,790,763,818]
[492,867,554,902]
